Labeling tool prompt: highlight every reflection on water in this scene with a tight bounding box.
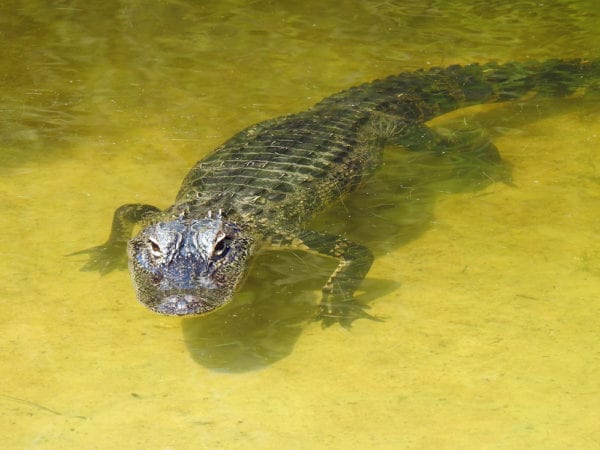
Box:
[1,0,599,448]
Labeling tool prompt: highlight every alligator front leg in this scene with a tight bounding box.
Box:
[272,230,376,327]
[71,204,160,273]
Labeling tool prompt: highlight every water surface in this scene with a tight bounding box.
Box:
[1,1,599,448]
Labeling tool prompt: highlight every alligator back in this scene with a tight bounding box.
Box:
[174,59,598,232]
[174,107,377,229]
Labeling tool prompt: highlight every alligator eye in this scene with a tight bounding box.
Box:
[213,236,230,258]
[148,238,162,257]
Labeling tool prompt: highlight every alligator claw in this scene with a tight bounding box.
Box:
[316,299,383,328]
[69,241,128,274]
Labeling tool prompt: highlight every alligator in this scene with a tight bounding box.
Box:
[76,58,598,327]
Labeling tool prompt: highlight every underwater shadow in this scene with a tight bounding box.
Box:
[182,251,398,372]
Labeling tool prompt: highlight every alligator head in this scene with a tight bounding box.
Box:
[127,215,254,315]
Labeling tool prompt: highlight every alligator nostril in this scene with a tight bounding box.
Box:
[175,298,189,314]
[156,294,216,315]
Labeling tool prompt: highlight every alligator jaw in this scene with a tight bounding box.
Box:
[154,294,218,315]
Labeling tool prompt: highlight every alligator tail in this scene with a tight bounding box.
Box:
[314,58,599,122]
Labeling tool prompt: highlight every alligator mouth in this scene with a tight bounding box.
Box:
[154,294,219,316]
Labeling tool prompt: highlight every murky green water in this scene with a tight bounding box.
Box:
[1,1,599,448]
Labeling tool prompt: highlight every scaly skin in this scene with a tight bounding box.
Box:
[75,59,598,326]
